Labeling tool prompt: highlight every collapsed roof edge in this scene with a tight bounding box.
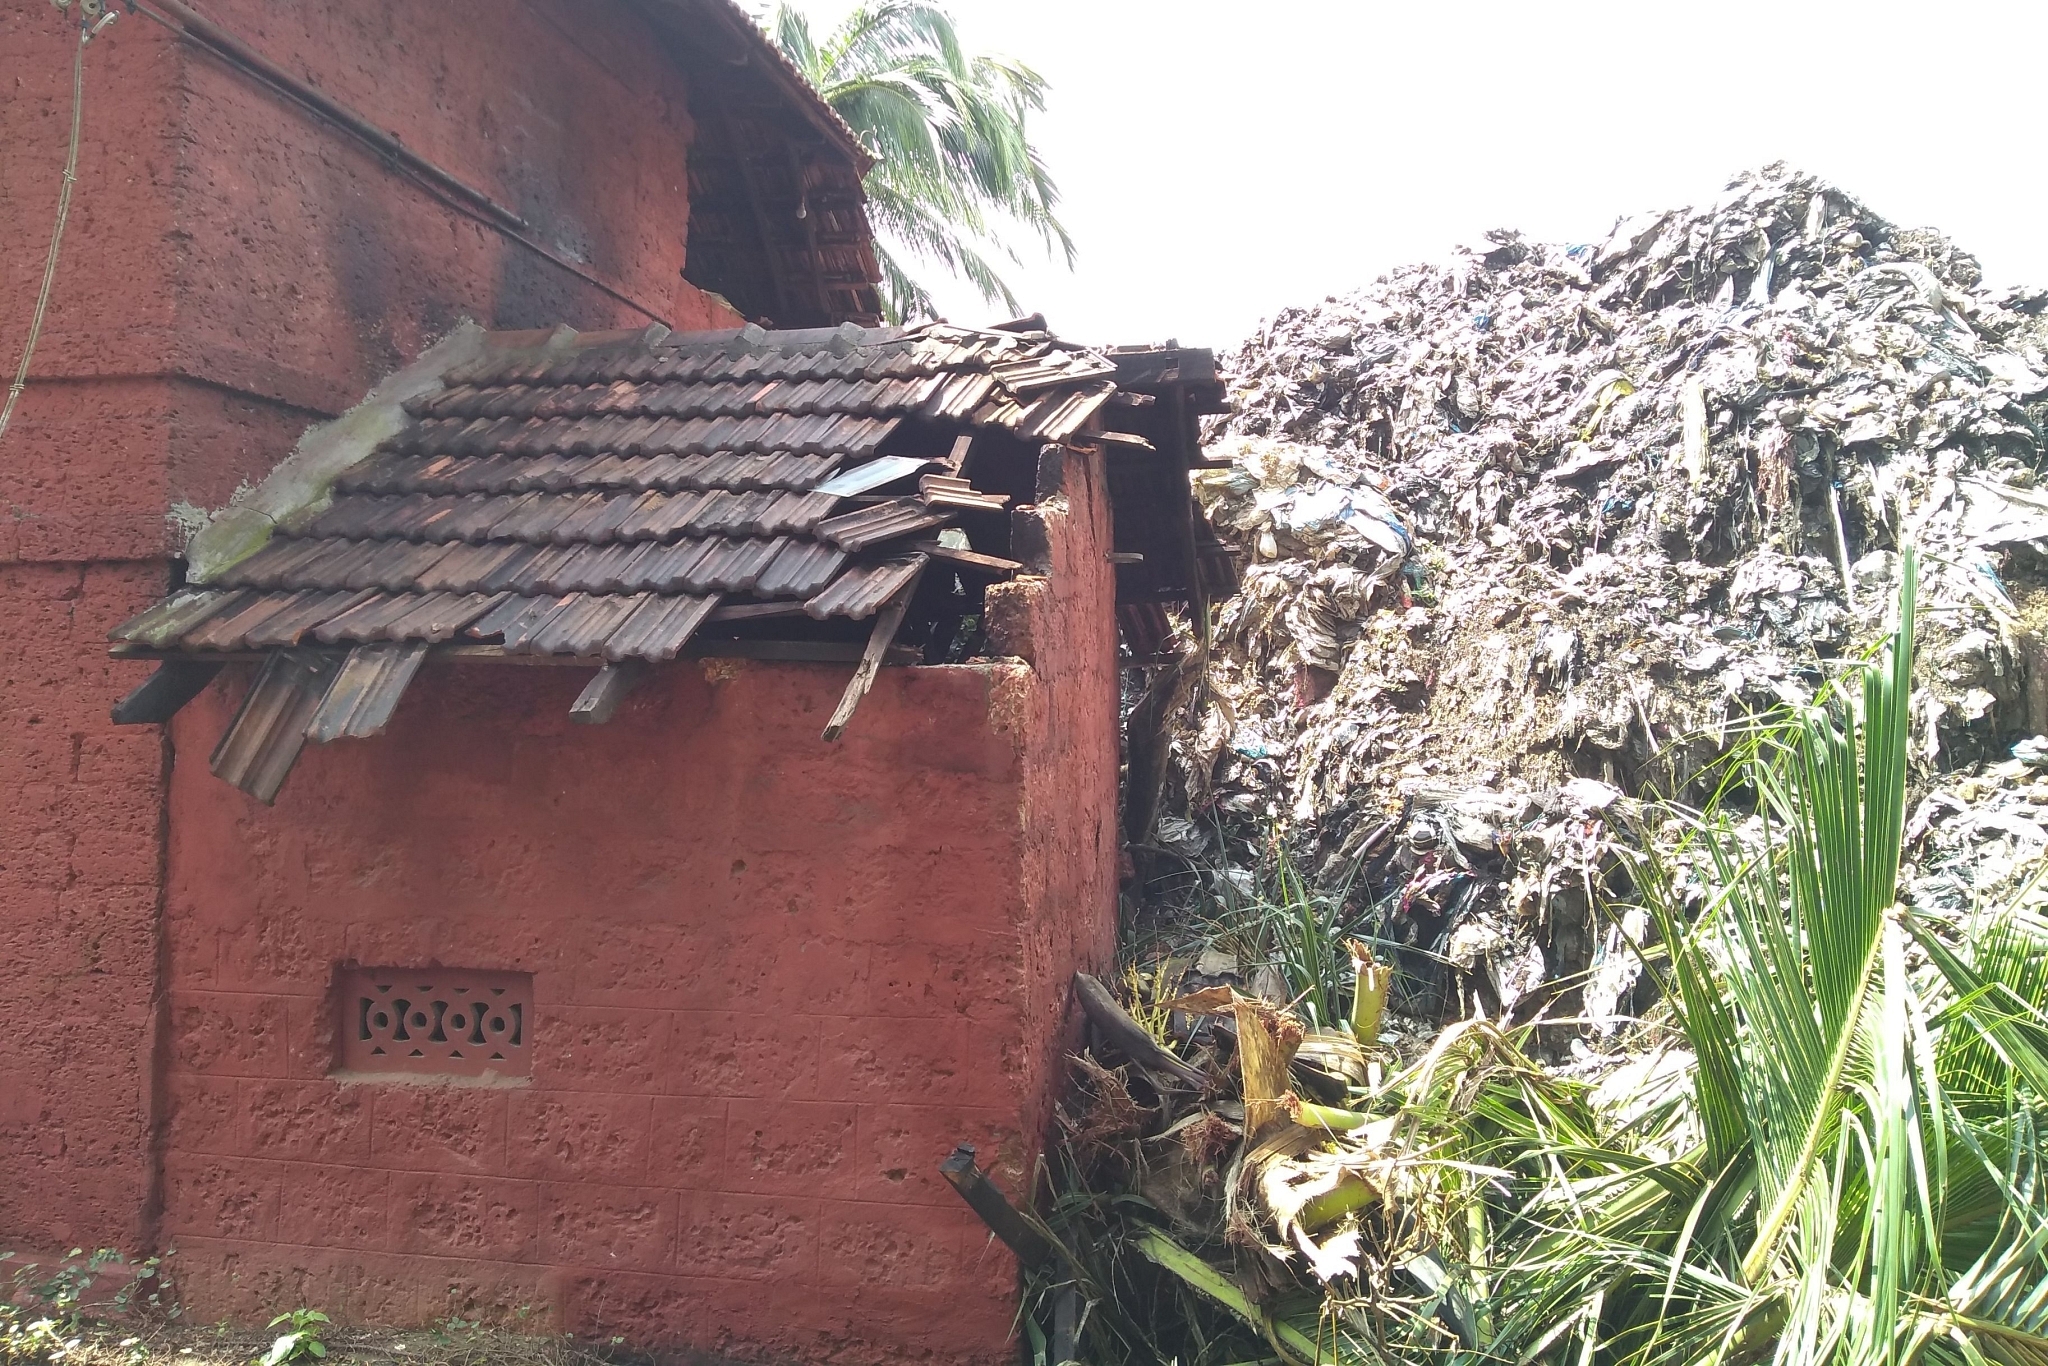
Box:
[637,0,874,176]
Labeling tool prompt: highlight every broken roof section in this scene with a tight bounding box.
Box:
[637,0,885,326]
[110,318,1221,801]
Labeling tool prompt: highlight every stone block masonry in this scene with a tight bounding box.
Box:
[1,1,1122,1357]
[145,451,1121,1363]
[0,0,717,1263]
[156,651,1093,1364]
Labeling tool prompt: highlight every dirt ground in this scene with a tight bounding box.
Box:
[21,1319,633,1366]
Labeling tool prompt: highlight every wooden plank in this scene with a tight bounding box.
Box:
[821,596,908,741]
[941,432,973,473]
[909,541,1023,575]
[570,660,650,725]
[112,638,924,667]
[110,660,223,725]
[939,1144,1054,1269]
[719,111,797,323]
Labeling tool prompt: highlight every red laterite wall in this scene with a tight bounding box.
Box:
[0,5,1121,1361]
[154,450,1118,1364]
[0,0,716,1257]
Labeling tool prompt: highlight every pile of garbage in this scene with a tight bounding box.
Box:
[1907,735,2048,913]
[1149,164,2048,1010]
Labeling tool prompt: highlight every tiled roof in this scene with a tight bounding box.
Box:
[654,0,873,175]
[112,322,1118,664]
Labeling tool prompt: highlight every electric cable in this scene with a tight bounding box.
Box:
[0,11,109,447]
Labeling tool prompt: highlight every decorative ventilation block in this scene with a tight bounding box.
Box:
[336,967,532,1078]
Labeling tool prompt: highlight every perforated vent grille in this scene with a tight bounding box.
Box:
[336,968,532,1078]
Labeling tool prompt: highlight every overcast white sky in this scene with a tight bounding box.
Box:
[786,0,2048,353]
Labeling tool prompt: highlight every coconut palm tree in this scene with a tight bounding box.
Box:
[769,1,1074,323]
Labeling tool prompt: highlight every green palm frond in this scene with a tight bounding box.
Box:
[768,0,1072,321]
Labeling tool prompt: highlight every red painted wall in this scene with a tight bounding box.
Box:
[4,7,1121,1359]
[999,451,1124,1149]
[0,0,730,1260]
[152,455,1118,1365]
